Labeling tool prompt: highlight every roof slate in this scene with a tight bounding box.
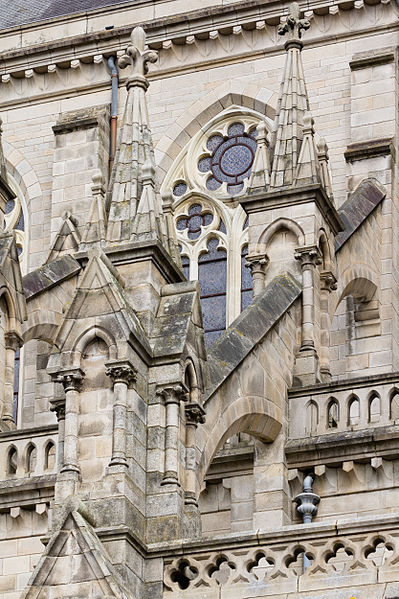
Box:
[0,0,133,30]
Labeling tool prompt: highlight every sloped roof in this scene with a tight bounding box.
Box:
[0,0,133,30]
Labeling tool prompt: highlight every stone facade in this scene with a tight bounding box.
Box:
[0,0,397,597]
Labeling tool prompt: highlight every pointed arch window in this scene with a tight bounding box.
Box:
[162,110,273,345]
[198,238,227,346]
[4,176,28,426]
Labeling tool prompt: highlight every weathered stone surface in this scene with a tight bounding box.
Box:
[22,255,81,300]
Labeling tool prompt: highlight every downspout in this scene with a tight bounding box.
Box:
[107,56,118,177]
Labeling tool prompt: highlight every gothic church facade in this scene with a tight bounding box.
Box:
[0,0,397,597]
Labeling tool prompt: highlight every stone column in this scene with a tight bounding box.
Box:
[294,246,322,351]
[319,270,337,380]
[55,370,84,475]
[245,254,269,297]
[3,332,22,426]
[184,402,205,506]
[157,385,186,486]
[50,400,66,471]
[105,361,136,469]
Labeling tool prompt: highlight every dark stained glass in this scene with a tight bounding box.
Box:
[177,204,214,240]
[173,181,187,197]
[241,245,253,311]
[13,349,20,424]
[181,255,190,279]
[198,156,211,173]
[207,135,224,152]
[5,199,15,214]
[15,211,24,231]
[206,176,222,191]
[198,238,227,346]
[199,122,257,196]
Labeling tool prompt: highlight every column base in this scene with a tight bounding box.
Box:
[184,491,198,506]
[161,474,180,487]
[109,457,128,468]
[60,463,80,474]
[293,347,321,386]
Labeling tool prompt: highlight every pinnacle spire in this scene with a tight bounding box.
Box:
[79,171,107,251]
[269,3,311,188]
[106,27,175,255]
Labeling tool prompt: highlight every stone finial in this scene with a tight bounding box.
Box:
[118,26,158,89]
[277,2,310,44]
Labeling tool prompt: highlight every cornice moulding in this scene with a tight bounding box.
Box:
[0,0,395,78]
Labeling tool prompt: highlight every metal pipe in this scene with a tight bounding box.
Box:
[107,56,118,177]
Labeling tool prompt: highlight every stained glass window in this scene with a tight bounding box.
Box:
[177,204,213,240]
[198,238,227,346]
[241,246,253,311]
[200,123,257,196]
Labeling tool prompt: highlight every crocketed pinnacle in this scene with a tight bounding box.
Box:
[269,3,311,188]
[106,26,176,257]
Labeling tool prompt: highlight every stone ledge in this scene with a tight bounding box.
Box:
[52,104,109,134]
[344,137,394,163]
[350,46,396,70]
[285,424,399,468]
[289,370,399,398]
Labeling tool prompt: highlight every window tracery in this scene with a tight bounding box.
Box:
[162,108,272,344]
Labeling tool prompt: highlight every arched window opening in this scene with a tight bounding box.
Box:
[327,400,339,429]
[81,336,109,390]
[181,254,190,280]
[306,401,318,435]
[198,238,227,346]
[7,446,17,476]
[241,245,253,311]
[199,432,255,537]
[348,397,360,427]
[26,443,37,474]
[369,393,380,424]
[390,391,399,421]
[44,441,56,471]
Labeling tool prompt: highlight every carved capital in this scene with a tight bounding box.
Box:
[156,384,187,405]
[294,246,322,269]
[320,270,337,291]
[185,402,206,426]
[118,26,157,90]
[245,253,269,276]
[5,331,23,352]
[50,399,66,421]
[105,361,136,386]
[52,369,84,393]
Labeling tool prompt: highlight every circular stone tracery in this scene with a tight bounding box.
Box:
[200,123,257,196]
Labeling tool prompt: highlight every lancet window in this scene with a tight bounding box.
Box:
[164,109,272,345]
[3,176,28,424]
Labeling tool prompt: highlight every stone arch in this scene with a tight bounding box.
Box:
[332,265,379,319]
[74,326,117,364]
[44,440,56,471]
[2,141,42,212]
[24,442,37,474]
[155,80,278,180]
[197,394,282,492]
[257,218,306,253]
[347,394,360,426]
[23,310,61,344]
[305,399,319,435]
[318,228,333,272]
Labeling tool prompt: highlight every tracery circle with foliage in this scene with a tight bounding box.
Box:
[198,123,257,196]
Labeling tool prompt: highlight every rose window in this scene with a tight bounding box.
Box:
[198,123,257,196]
[176,204,213,240]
